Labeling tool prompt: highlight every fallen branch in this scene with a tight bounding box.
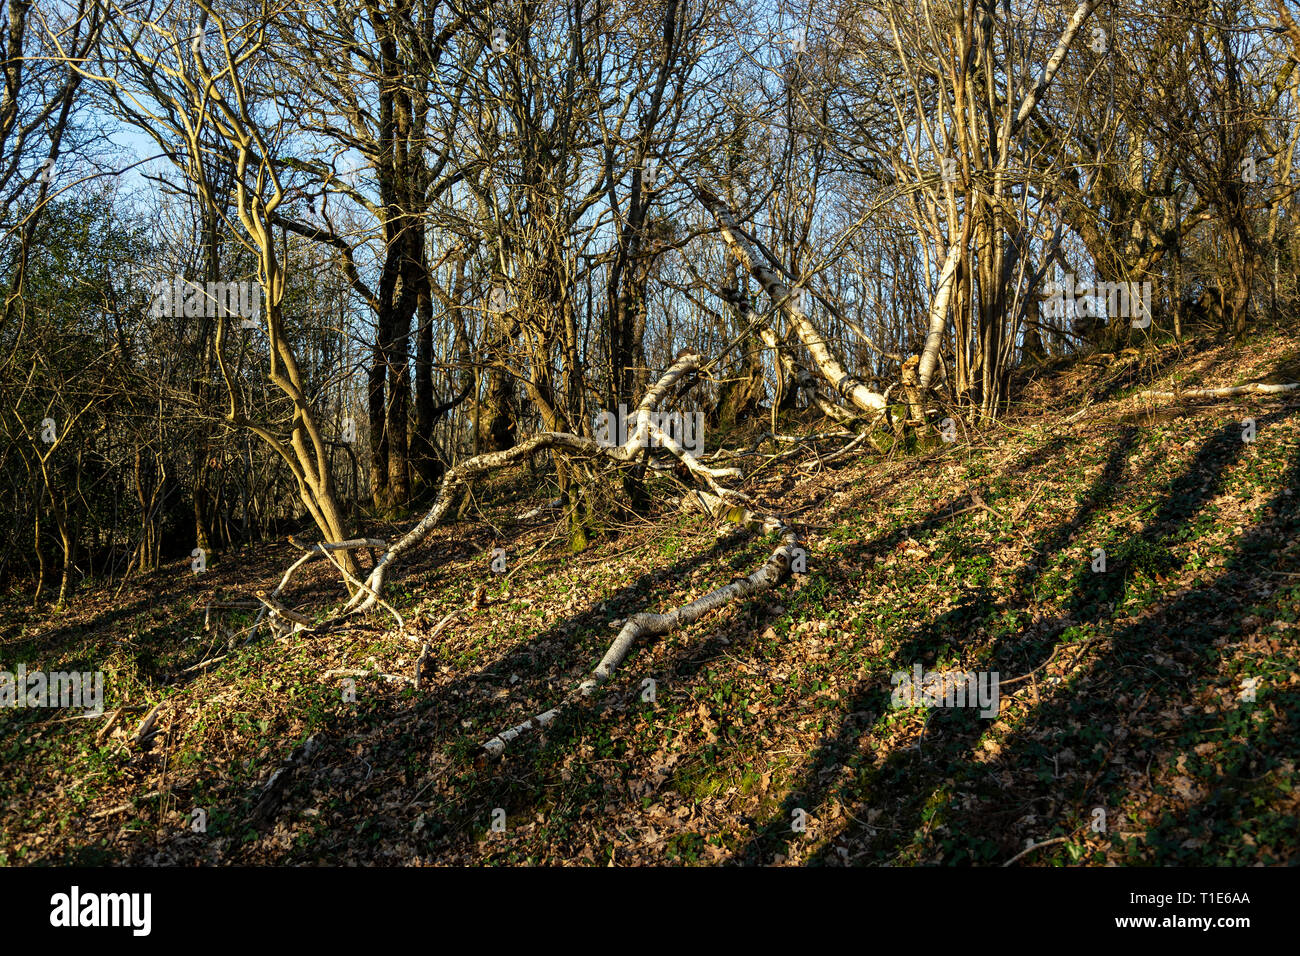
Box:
[427,610,460,643]
[90,789,161,820]
[287,535,389,552]
[249,537,391,639]
[134,702,165,751]
[798,421,885,473]
[248,734,322,825]
[482,491,800,756]
[254,589,314,638]
[518,497,565,521]
[316,544,406,636]
[415,643,432,687]
[95,707,124,745]
[1066,381,1300,426]
[1132,382,1300,401]
[322,667,412,684]
[334,353,731,617]
[1002,832,1083,867]
[179,654,229,675]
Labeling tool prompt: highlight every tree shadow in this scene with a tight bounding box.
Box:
[717,423,1146,863]
[768,408,1297,865]
[23,402,1296,866]
[25,514,766,863]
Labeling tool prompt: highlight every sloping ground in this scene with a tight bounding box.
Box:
[2,329,1298,866]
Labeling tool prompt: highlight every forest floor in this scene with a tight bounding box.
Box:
[3,326,1299,866]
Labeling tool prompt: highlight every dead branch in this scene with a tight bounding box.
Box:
[1067,381,1300,425]
[798,427,879,473]
[1132,382,1300,401]
[248,734,322,825]
[415,643,432,687]
[254,589,314,639]
[331,352,733,617]
[134,702,165,751]
[482,491,800,756]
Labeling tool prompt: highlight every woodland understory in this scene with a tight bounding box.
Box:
[3,0,1300,865]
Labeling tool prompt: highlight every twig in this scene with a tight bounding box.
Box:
[1001,638,1102,687]
[1002,835,1075,867]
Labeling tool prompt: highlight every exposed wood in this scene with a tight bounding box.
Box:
[133,702,165,751]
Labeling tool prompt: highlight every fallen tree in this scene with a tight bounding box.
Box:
[259,348,811,757]
[261,352,728,620]
[1065,380,1300,425]
[1132,382,1300,401]
[267,180,934,633]
[334,351,743,617]
[266,186,948,754]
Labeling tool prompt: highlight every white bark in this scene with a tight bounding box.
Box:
[696,186,888,414]
[1133,383,1300,400]
[1065,382,1300,426]
[328,353,729,616]
[251,536,388,637]
[915,0,1103,394]
[482,492,799,756]
[756,322,859,424]
[916,240,964,391]
[1009,1,1107,138]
